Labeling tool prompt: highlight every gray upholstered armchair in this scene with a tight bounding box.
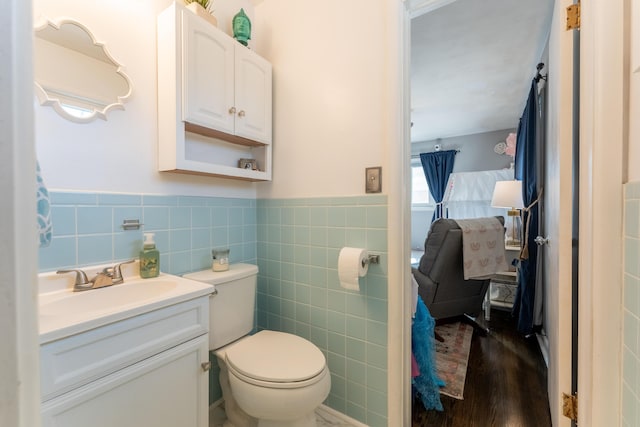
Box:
[412,216,505,328]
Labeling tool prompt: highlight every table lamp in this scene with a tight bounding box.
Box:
[491,180,524,246]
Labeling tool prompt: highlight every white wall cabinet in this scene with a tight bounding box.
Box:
[159,2,272,181]
[40,297,210,427]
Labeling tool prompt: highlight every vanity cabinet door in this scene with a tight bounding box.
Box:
[182,9,235,134]
[234,45,272,144]
[41,335,209,427]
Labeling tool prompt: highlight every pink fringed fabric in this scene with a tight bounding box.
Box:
[412,352,420,378]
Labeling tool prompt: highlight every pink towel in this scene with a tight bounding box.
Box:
[411,352,420,378]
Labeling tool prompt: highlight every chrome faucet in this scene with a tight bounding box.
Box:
[57,259,135,292]
[102,259,135,285]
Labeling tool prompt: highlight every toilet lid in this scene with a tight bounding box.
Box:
[225,330,326,383]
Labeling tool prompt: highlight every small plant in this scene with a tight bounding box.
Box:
[185,0,211,12]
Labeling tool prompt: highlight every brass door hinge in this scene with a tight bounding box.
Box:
[562,392,578,422]
[566,2,581,30]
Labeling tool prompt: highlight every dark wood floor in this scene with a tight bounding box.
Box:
[412,309,552,427]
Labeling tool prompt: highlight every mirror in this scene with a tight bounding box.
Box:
[33,18,132,123]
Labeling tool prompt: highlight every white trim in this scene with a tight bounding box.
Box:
[0,0,41,426]
[208,399,226,427]
[408,0,458,19]
[578,0,625,425]
[209,401,370,427]
[536,331,550,368]
[387,1,412,425]
[411,205,436,211]
[316,405,369,427]
[545,2,575,424]
[209,398,224,408]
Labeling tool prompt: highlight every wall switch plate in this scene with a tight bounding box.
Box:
[365,167,382,193]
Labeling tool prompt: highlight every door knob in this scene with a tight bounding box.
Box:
[201,361,212,372]
[228,107,236,114]
[534,236,549,246]
[237,110,246,118]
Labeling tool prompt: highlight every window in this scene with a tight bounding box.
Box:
[411,164,431,206]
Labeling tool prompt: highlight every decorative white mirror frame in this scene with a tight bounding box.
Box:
[33,17,133,123]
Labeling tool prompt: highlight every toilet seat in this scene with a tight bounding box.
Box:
[225,330,327,389]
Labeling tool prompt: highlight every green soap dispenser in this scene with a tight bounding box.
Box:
[140,232,160,278]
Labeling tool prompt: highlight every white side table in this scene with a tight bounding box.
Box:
[484,245,520,320]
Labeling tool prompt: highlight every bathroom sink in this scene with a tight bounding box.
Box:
[39,279,178,316]
[38,268,214,344]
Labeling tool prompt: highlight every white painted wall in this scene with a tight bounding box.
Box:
[33,0,258,197]
[250,2,406,423]
[252,1,389,199]
[411,128,516,173]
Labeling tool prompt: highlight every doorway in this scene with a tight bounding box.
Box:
[404,0,571,425]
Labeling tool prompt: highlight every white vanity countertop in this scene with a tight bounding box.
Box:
[38,263,214,344]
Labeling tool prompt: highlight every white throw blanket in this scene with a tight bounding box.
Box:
[454,218,508,280]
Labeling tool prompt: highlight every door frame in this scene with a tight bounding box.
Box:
[1,0,41,426]
[388,0,412,424]
[544,2,576,425]
[577,0,625,425]
[393,0,627,425]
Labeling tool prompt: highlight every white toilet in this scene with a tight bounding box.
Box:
[184,263,331,427]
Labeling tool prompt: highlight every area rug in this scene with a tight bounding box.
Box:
[434,322,473,400]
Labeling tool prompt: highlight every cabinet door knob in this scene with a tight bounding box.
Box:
[228,107,236,114]
[237,110,246,118]
[201,361,212,372]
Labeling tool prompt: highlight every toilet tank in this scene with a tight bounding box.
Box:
[183,263,258,350]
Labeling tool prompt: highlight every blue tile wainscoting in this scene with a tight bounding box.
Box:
[38,192,258,273]
[624,181,640,426]
[38,191,389,427]
[256,196,389,427]
[38,191,258,408]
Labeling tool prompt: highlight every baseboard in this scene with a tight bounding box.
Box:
[208,398,226,427]
[209,398,224,409]
[209,400,368,427]
[316,404,369,427]
[536,329,549,368]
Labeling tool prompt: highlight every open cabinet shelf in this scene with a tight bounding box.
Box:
[157,2,272,182]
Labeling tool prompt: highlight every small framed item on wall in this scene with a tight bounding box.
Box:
[238,158,257,170]
[365,167,382,193]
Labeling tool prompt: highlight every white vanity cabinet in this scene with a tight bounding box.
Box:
[158,2,272,181]
[40,297,210,427]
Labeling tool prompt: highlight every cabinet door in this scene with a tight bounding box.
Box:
[42,335,209,427]
[182,10,235,134]
[234,45,272,144]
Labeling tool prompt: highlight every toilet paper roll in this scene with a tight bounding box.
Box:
[338,247,369,291]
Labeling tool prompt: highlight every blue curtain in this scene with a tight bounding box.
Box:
[420,150,457,223]
[513,80,541,335]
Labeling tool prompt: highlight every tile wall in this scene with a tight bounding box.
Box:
[38,191,257,406]
[38,192,389,426]
[256,196,389,427]
[38,192,257,273]
[624,181,640,426]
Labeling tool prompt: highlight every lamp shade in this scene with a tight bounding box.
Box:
[491,180,524,209]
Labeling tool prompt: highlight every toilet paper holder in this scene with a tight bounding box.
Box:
[362,254,380,268]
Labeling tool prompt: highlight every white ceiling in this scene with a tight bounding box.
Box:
[410,0,554,143]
